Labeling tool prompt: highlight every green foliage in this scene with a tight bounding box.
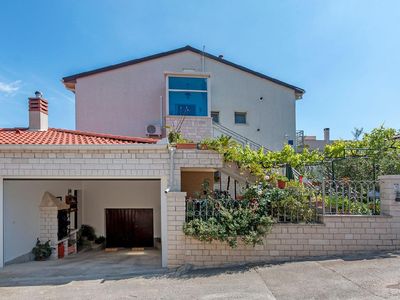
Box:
[202,136,323,182]
[183,184,319,247]
[94,236,106,244]
[183,185,274,248]
[325,126,400,180]
[325,196,378,215]
[32,238,52,261]
[79,224,96,241]
[203,126,399,182]
[268,185,317,223]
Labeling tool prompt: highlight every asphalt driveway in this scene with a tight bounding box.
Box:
[1,251,400,299]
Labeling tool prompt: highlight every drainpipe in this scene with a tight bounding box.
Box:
[167,146,176,192]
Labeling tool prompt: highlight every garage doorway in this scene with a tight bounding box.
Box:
[105,208,154,248]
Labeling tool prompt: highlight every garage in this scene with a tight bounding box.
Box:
[3,179,162,268]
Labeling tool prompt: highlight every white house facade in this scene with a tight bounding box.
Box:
[63,46,305,151]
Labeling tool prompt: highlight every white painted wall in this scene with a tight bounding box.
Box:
[3,179,161,263]
[3,180,82,263]
[81,180,161,238]
[75,50,298,150]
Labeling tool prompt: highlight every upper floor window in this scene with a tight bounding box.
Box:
[234,112,247,124]
[168,76,208,117]
[211,111,219,123]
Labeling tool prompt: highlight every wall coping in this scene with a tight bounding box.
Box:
[166,192,187,197]
[323,214,391,219]
[379,175,400,180]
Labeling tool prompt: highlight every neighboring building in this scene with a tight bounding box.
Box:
[298,128,333,151]
[62,46,305,151]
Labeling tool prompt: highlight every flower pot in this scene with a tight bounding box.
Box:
[277,180,286,189]
[197,143,209,150]
[68,245,76,255]
[58,243,65,259]
[176,143,197,149]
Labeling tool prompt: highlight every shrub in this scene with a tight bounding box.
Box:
[79,224,96,241]
[183,184,275,248]
[325,196,375,215]
[32,238,52,261]
[95,236,106,244]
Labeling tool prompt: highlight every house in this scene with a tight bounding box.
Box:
[0,46,304,269]
[62,45,305,151]
[0,94,223,268]
[297,128,333,151]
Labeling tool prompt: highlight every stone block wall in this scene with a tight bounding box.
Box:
[167,175,400,268]
[166,116,212,142]
[39,206,58,259]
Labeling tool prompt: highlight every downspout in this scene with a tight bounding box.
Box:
[167,146,176,192]
[160,95,163,129]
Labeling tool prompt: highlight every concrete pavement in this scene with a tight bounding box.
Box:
[1,252,400,299]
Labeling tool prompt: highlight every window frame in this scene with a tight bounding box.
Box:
[166,73,211,117]
[211,111,220,124]
[234,112,247,125]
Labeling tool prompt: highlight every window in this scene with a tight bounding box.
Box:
[168,76,208,116]
[234,112,247,124]
[211,111,219,123]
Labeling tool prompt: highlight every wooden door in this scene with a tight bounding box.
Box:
[105,209,153,248]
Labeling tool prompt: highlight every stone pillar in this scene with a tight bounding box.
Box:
[0,177,4,268]
[166,192,187,268]
[379,175,400,217]
[39,192,60,259]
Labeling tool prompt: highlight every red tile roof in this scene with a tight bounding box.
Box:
[0,128,157,145]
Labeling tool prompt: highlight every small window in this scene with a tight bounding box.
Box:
[234,112,247,124]
[211,111,220,123]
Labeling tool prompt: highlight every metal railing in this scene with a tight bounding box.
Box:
[212,121,271,152]
[185,194,322,224]
[322,180,380,215]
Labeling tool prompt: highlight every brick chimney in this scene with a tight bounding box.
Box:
[29,91,48,131]
[324,128,330,142]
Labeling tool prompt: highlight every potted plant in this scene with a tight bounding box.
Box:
[276,175,288,189]
[94,236,106,249]
[176,141,197,149]
[32,238,52,261]
[68,239,76,255]
[58,242,65,259]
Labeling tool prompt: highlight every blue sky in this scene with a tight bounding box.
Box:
[0,0,399,139]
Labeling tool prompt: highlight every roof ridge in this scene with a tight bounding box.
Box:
[62,45,305,94]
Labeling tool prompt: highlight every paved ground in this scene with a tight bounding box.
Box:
[0,248,162,285]
[1,251,400,299]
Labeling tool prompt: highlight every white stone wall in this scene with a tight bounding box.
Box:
[0,146,222,179]
[0,145,223,267]
[166,116,212,142]
[167,175,400,268]
[39,206,58,259]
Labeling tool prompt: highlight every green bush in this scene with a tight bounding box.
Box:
[325,196,376,215]
[32,238,52,261]
[79,224,96,241]
[95,236,106,244]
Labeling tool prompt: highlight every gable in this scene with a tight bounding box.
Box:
[62,46,305,97]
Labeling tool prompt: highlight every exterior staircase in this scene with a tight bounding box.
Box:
[212,121,271,152]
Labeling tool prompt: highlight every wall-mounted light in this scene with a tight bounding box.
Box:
[394,184,400,202]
